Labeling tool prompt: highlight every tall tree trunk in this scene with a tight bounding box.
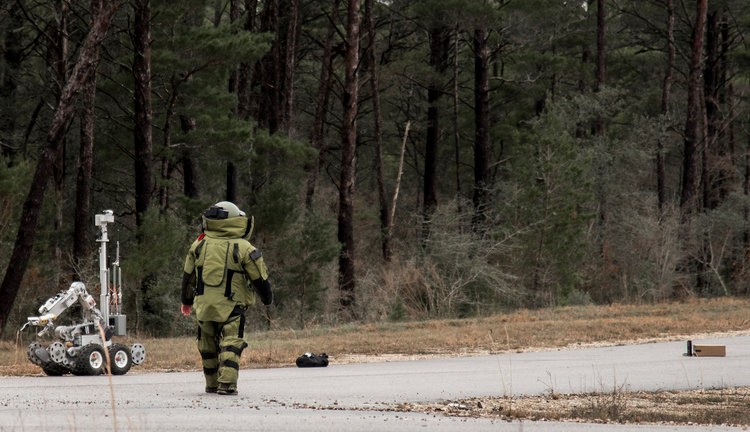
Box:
[594,0,605,135]
[134,0,154,332]
[657,0,675,212]
[180,115,199,198]
[226,163,237,203]
[720,16,733,159]
[452,27,462,214]
[52,0,69,288]
[304,0,339,209]
[594,0,606,232]
[73,61,98,278]
[159,156,172,212]
[702,8,719,210]
[472,28,490,230]
[226,0,243,203]
[703,8,732,211]
[133,0,153,227]
[74,0,105,277]
[338,0,360,313]
[423,25,448,239]
[0,2,23,161]
[364,0,390,260]
[255,0,281,133]
[0,0,119,335]
[158,74,181,213]
[282,0,300,129]
[679,0,707,215]
[594,0,613,296]
[237,0,258,120]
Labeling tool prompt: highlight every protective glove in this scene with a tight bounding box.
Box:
[252,278,273,306]
[180,304,192,317]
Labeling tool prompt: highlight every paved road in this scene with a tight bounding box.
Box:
[1,334,747,431]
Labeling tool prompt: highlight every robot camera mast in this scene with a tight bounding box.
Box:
[95,210,115,323]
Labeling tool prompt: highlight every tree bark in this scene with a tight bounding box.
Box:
[255,0,281,132]
[52,0,69,184]
[594,0,611,289]
[134,0,157,330]
[282,0,300,129]
[720,17,733,159]
[73,61,98,277]
[74,0,105,277]
[159,155,172,212]
[364,0,390,260]
[304,0,339,209]
[594,0,605,135]
[679,0,707,215]
[472,28,490,229]
[702,8,719,210]
[226,0,242,203]
[657,0,675,212]
[338,0,360,313]
[133,0,153,227]
[0,2,24,160]
[702,8,732,210]
[0,0,120,335]
[51,0,69,288]
[452,27,462,214]
[423,25,448,238]
[237,0,258,120]
[180,115,199,198]
[158,74,180,212]
[226,162,237,203]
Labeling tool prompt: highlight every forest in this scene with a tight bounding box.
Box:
[0,0,748,337]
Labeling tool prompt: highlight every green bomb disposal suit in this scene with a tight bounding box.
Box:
[181,203,272,395]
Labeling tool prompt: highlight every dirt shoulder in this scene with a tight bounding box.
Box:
[394,386,750,428]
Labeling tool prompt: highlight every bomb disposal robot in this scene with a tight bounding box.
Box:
[21,211,145,376]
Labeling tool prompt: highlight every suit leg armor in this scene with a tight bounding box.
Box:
[196,321,220,391]
[217,313,247,391]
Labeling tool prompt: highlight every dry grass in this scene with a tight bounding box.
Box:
[4,296,749,375]
[4,297,750,426]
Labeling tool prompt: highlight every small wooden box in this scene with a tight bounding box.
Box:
[693,344,726,357]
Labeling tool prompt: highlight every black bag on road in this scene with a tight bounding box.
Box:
[296,352,329,367]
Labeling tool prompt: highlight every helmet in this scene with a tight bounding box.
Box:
[204,201,242,219]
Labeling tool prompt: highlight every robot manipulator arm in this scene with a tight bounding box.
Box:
[23,282,102,335]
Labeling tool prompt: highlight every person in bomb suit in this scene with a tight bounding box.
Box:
[180,201,273,395]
